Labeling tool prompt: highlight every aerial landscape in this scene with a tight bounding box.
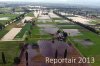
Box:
[0,0,100,66]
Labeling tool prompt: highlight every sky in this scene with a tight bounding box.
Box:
[0,0,100,6]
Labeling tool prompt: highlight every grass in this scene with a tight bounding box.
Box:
[15,23,32,38]
[0,30,8,39]
[58,25,82,29]
[25,12,34,17]
[52,18,63,20]
[0,12,100,66]
[0,20,8,25]
[57,23,73,25]
[0,13,19,25]
[0,8,12,13]
[0,41,21,66]
[89,18,100,24]
[27,25,52,43]
[0,13,19,19]
[53,17,100,66]
[14,7,24,12]
[69,29,100,66]
[0,23,18,39]
[36,22,55,24]
[27,26,41,43]
[36,22,54,24]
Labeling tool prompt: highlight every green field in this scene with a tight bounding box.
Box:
[0,13,19,25]
[52,17,100,66]
[25,12,34,17]
[52,17,63,20]
[0,13,19,19]
[0,23,18,39]
[27,25,52,43]
[0,41,21,66]
[15,23,32,38]
[69,29,100,66]
[58,25,83,29]
[89,18,100,24]
[0,8,12,13]
[0,20,8,25]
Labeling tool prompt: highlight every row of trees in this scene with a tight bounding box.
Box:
[55,49,67,58]
[74,22,100,34]
[0,52,6,64]
[53,11,100,35]
[0,23,5,30]
[24,17,36,41]
[0,13,26,30]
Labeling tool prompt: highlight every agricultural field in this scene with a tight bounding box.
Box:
[0,13,20,25]
[0,0,100,65]
[0,7,12,13]
[0,23,19,39]
[25,12,34,17]
[0,13,27,66]
[27,23,52,43]
[69,29,100,66]
[89,18,100,24]
[0,41,21,66]
[0,13,19,19]
[15,23,32,38]
[52,13,100,66]
[52,17,63,20]
[0,10,100,66]
[14,7,24,12]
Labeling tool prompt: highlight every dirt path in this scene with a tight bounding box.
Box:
[1,28,22,41]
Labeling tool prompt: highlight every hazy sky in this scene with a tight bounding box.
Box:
[0,0,100,6]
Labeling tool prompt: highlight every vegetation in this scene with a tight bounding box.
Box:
[89,19,100,24]
[0,41,20,66]
[53,12,100,66]
[25,12,34,17]
[0,13,19,25]
[69,29,100,66]
[0,9,100,66]
[15,23,32,38]
[52,17,62,20]
[0,13,19,19]
[58,25,82,29]
[0,23,18,39]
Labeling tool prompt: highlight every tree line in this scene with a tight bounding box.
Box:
[53,11,100,35]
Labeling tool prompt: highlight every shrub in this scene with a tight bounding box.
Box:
[14,57,20,64]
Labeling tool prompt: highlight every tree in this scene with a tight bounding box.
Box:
[24,20,27,23]
[25,51,28,66]
[55,50,58,58]
[0,23,5,30]
[32,22,35,26]
[25,37,28,41]
[14,57,20,64]
[1,52,6,64]
[28,30,32,37]
[64,49,67,58]
[12,8,15,12]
